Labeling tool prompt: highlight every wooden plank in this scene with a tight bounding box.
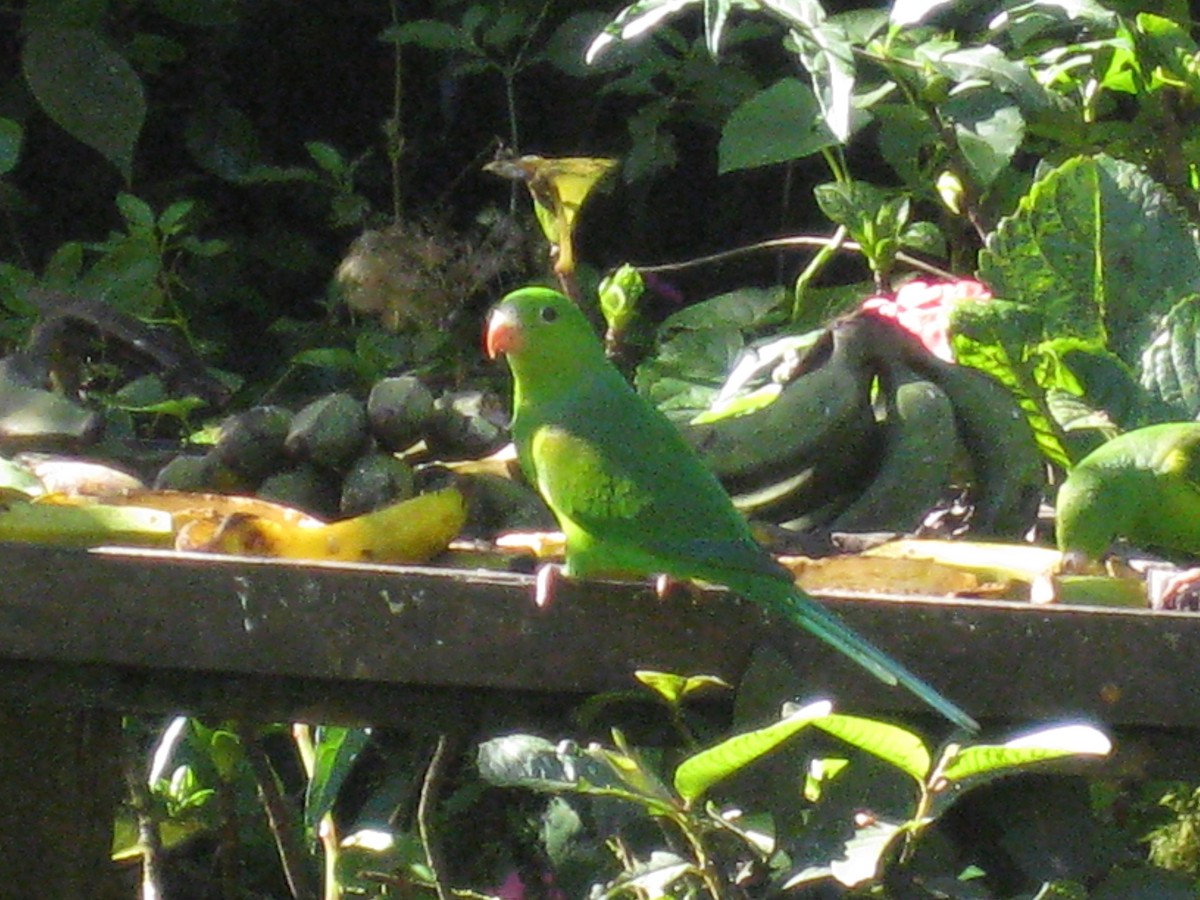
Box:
[2,543,1199,728]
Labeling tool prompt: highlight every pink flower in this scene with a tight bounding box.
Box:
[861,278,992,361]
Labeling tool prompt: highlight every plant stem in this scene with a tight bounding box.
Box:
[123,739,165,900]
[294,724,341,900]
[792,225,847,322]
[387,0,404,222]
[419,734,453,900]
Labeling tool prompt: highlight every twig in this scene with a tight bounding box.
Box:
[635,235,957,280]
[123,741,165,900]
[418,734,453,900]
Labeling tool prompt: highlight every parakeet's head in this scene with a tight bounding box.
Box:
[485,288,605,378]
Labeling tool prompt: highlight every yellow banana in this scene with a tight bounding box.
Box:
[181,485,467,564]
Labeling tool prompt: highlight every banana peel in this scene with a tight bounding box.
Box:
[176,486,467,564]
[778,553,999,598]
[0,494,174,548]
[861,538,1149,607]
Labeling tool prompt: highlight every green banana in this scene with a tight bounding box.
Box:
[918,359,1044,537]
[829,364,959,534]
[855,315,1044,538]
[685,316,878,485]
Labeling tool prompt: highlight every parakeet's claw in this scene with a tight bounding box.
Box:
[534,563,566,609]
[652,574,701,602]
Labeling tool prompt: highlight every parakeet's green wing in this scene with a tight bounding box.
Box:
[526,378,785,583]
[1157,426,1200,491]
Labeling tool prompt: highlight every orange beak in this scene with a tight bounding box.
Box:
[484,308,522,359]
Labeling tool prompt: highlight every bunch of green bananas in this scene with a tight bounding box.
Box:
[684,312,1045,538]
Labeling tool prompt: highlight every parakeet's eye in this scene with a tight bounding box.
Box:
[540,306,558,323]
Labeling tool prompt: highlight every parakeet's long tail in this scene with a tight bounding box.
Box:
[741,575,979,733]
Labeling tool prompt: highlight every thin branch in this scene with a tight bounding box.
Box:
[636,234,957,280]
[418,734,453,900]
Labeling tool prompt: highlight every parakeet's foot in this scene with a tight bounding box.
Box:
[534,563,566,609]
[1151,567,1200,610]
[654,573,684,600]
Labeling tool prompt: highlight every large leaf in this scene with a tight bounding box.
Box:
[477,733,679,814]
[22,26,145,181]
[775,2,858,142]
[1139,294,1200,419]
[718,78,835,173]
[979,154,1200,364]
[636,287,788,418]
[949,298,1074,468]
[811,714,932,784]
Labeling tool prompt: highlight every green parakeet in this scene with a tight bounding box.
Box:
[485,287,978,732]
[1057,422,1200,560]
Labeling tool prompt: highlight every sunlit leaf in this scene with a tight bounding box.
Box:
[979,154,1200,364]
[811,714,932,783]
[938,724,1110,784]
[673,700,831,802]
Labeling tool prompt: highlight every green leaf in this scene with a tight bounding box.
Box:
[1138,294,1200,418]
[718,78,836,173]
[939,88,1024,189]
[1041,338,1150,430]
[949,299,1074,468]
[305,726,371,833]
[938,724,1110,785]
[781,4,858,142]
[476,733,678,814]
[305,141,345,176]
[381,19,468,51]
[635,670,729,705]
[979,154,1200,364]
[811,714,932,783]
[637,288,787,419]
[0,118,23,174]
[920,42,1053,112]
[673,700,831,802]
[116,193,156,232]
[156,200,194,235]
[586,0,700,64]
[874,105,937,187]
[206,729,243,781]
[22,26,145,181]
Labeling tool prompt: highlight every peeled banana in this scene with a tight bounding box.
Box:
[176,485,467,563]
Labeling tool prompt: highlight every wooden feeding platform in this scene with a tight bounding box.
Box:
[4,541,1200,896]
